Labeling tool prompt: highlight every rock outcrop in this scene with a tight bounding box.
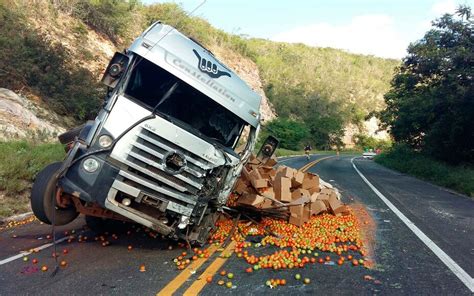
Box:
[0,89,65,140]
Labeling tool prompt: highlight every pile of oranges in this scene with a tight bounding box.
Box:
[172,248,214,270]
[1,215,36,231]
[208,211,369,271]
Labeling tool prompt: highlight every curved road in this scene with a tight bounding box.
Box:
[0,154,472,295]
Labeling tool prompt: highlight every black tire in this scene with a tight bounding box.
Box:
[30,162,79,225]
[58,124,85,144]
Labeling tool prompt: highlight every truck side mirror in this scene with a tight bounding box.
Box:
[101,52,129,88]
[256,136,279,163]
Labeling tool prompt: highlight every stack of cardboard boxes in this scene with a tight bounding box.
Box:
[231,155,350,227]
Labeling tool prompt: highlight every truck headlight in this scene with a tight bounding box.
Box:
[83,158,99,173]
[98,135,113,148]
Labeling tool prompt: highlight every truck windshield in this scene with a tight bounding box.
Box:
[124,57,246,148]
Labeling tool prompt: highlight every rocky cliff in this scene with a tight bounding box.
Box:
[0,89,65,140]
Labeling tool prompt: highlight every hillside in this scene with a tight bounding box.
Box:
[0,1,275,139]
[0,1,398,148]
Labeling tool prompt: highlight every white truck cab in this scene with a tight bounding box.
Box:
[31,23,265,245]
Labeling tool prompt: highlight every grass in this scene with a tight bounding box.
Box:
[0,141,65,218]
[375,145,474,198]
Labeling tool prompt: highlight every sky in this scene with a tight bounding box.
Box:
[142,0,473,59]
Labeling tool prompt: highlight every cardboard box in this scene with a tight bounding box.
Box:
[237,193,265,206]
[327,194,343,214]
[316,192,331,208]
[309,192,318,203]
[234,179,249,195]
[321,188,334,196]
[269,169,277,181]
[249,169,268,189]
[333,205,350,216]
[291,188,310,201]
[303,205,311,220]
[291,170,305,188]
[255,198,273,209]
[302,173,320,190]
[310,200,327,215]
[261,188,275,200]
[241,167,252,182]
[276,167,295,179]
[264,156,278,167]
[290,204,304,216]
[274,177,292,202]
[289,214,304,227]
[308,186,320,195]
[248,154,262,165]
[289,204,305,227]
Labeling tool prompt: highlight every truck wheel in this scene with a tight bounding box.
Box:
[31,162,79,225]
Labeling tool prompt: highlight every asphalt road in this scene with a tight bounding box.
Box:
[0,154,472,295]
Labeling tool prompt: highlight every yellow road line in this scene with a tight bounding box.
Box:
[156,244,219,296]
[182,241,237,296]
[300,156,334,172]
[299,159,318,172]
[157,155,332,295]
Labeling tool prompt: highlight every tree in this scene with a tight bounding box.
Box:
[264,118,309,151]
[377,6,474,164]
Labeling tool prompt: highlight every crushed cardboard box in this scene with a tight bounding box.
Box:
[231,154,350,227]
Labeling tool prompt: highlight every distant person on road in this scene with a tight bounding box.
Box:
[304,144,312,160]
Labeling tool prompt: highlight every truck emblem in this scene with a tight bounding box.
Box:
[193,49,231,79]
[163,151,186,175]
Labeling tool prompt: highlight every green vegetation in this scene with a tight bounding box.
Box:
[375,145,474,197]
[354,134,392,151]
[377,6,473,165]
[68,0,141,44]
[260,118,309,151]
[0,3,103,122]
[248,40,398,149]
[2,1,397,147]
[0,141,65,218]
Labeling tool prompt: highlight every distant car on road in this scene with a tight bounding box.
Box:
[362,151,377,159]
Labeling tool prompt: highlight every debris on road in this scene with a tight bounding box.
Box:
[166,157,372,290]
[229,155,349,226]
[0,215,36,231]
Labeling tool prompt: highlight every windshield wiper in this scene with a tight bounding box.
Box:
[152,82,179,113]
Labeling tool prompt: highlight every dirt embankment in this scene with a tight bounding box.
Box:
[0,11,275,140]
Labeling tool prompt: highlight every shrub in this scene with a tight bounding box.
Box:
[0,4,103,122]
[375,144,474,197]
[354,134,392,151]
[261,118,310,151]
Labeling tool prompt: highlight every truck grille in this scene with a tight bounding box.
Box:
[111,126,218,210]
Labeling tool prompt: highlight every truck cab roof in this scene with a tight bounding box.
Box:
[128,22,261,128]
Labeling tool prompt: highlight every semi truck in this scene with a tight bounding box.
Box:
[30,22,273,245]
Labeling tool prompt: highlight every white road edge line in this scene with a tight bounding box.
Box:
[351,157,474,292]
[0,236,69,266]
